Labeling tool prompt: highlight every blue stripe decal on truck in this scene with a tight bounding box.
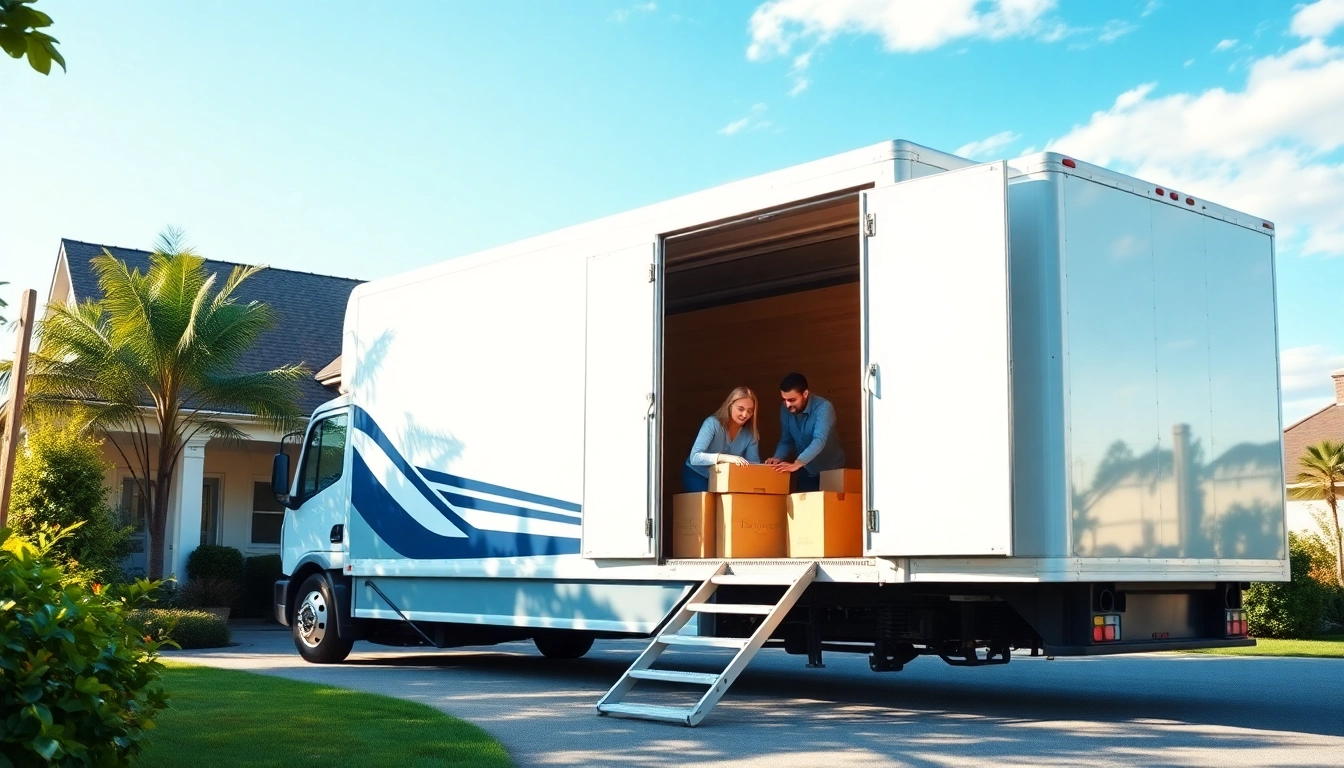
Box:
[435,491,581,526]
[350,406,581,559]
[419,467,582,513]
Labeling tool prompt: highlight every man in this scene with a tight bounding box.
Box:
[764,372,845,493]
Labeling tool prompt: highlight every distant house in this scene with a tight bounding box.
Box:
[45,239,362,578]
[1283,369,1344,535]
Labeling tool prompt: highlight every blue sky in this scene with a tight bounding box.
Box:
[3,0,1343,422]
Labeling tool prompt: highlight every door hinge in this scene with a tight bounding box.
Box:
[866,509,879,532]
[648,264,657,283]
[644,518,653,538]
[864,213,876,237]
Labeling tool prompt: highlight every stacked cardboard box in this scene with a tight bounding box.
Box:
[672,466,865,559]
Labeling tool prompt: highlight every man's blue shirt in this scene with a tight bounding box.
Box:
[773,394,845,476]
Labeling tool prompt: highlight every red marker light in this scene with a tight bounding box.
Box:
[1062,158,1077,168]
[1262,222,1274,230]
[1169,191,1178,200]
[1185,197,1195,205]
[1155,188,1165,196]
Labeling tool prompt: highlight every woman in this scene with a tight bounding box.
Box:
[683,386,761,493]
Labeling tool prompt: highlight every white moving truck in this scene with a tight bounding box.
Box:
[271,140,1286,726]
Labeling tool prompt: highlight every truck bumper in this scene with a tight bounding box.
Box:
[1046,637,1254,656]
[274,579,290,627]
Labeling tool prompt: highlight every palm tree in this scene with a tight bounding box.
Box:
[1289,440,1344,588]
[0,230,307,579]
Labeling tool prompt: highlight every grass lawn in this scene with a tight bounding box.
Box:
[140,663,513,767]
[1189,634,1344,659]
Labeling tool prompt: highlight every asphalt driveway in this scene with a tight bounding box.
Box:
[172,624,1344,767]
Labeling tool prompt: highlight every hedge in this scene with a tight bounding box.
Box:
[129,609,232,650]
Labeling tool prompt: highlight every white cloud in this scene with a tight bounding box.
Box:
[1214,38,1238,52]
[746,0,1057,60]
[788,77,810,96]
[1098,20,1138,43]
[954,130,1021,159]
[1141,1,1162,18]
[611,2,657,22]
[1282,345,1344,423]
[718,103,771,136]
[1047,23,1344,255]
[1291,0,1344,39]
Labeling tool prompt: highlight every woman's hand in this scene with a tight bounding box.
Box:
[718,454,749,467]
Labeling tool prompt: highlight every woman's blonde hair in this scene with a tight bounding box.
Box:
[714,386,759,443]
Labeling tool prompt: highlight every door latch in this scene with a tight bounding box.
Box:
[866,510,879,532]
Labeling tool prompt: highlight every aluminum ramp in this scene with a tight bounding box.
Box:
[596,561,818,726]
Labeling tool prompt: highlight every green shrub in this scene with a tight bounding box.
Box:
[0,525,169,766]
[177,578,239,611]
[240,554,283,619]
[9,422,133,585]
[128,609,231,650]
[185,545,244,583]
[1246,533,1328,639]
[1297,529,1344,626]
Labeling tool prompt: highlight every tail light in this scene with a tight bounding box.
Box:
[1092,614,1121,643]
[1226,610,1248,637]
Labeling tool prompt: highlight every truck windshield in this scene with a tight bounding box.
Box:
[299,414,348,499]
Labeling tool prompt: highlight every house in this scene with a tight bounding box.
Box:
[46,239,362,578]
[1283,369,1344,536]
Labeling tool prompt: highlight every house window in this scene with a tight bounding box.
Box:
[251,481,285,546]
[298,414,347,500]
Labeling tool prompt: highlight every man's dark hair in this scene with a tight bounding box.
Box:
[779,372,808,393]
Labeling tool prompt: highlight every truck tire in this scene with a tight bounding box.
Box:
[533,632,594,660]
[292,574,354,664]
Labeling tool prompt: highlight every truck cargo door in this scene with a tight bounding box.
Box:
[861,162,1013,557]
[581,243,657,559]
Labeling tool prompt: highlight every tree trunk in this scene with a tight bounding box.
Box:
[1331,498,1344,589]
[147,441,178,581]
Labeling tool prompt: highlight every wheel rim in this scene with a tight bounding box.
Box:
[296,589,328,648]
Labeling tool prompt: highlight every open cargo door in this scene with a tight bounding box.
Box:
[861,162,1013,557]
[582,243,658,559]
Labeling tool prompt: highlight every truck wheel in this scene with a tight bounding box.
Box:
[533,632,594,660]
[292,574,354,664]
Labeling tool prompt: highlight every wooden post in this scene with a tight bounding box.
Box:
[0,289,37,527]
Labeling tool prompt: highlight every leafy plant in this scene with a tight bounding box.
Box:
[0,525,169,766]
[129,609,231,650]
[0,229,308,580]
[177,578,239,611]
[8,421,132,586]
[1288,440,1344,588]
[184,545,243,584]
[0,0,64,74]
[1245,533,1328,639]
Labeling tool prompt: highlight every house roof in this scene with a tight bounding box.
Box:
[58,239,362,415]
[1283,401,1344,479]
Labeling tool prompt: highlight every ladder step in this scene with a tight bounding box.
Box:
[627,669,720,685]
[687,602,773,615]
[711,573,801,586]
[658,634,749,649]
[598,702,694,724]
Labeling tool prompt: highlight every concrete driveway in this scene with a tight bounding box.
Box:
[173,624,1344,767]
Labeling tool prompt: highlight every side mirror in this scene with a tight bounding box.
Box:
[271,452,292,505]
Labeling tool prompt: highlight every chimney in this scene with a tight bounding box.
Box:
[1334,369,1344,405]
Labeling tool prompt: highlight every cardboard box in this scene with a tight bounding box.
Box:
[715,494,786,558]
[820,469,863,495]
[672,493,716,558]
[708,463,790,495]
[786,492,863,558]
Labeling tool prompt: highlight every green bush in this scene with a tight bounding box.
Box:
[0,525,169,766]
[185,545,244,583]
[8,422,133,585]
[129,609,231,650]
[1297,529,1344,626]
[240,554,282,619]
[177,578,239,611]
[1246,533,1328,639]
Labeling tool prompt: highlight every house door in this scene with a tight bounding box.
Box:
[200,477,220,546]
[861,162,1014,556]
[120,478,151,577]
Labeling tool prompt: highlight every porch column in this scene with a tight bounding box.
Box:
[165,437,209,580]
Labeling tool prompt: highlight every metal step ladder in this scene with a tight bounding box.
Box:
[596,561,818,727]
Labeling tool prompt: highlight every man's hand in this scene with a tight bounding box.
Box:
[772,461,804,474]
[764,457,784,466]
